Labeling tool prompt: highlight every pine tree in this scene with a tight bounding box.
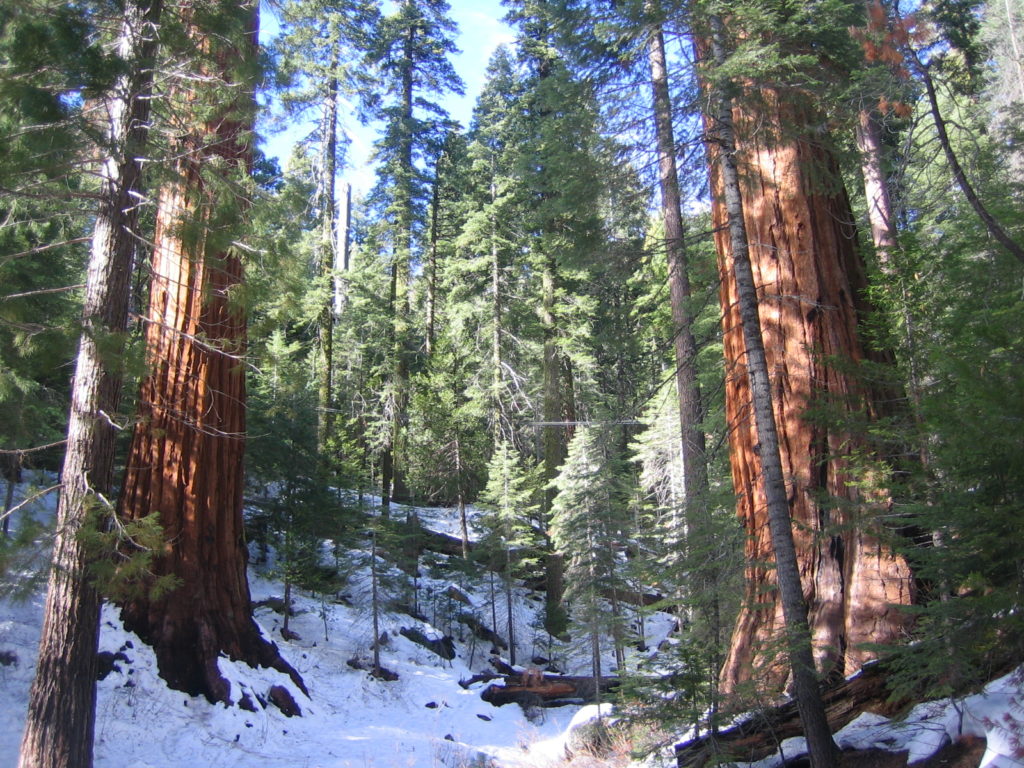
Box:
[273,0,378,455]
[550,426,632,684]
[504,0,607,639]
[359,0,463,514]
[12,1,156,764]
[477,439,541,666]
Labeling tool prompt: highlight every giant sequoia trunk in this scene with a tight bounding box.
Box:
[708,89,913,696]
[117,0,303,703]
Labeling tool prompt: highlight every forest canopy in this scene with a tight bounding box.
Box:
[2,0,1023,766]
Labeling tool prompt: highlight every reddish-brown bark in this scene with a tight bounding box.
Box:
[708,91,913,696]
[117,0,303,703]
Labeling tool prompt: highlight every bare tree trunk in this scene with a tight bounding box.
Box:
[706,18,836,767]
[426,162,440,358]
[855,109,899,265]
[18,3,162,765]
[334,181,352,315]
[505,545,516,666]
[490,177,504,444]
[316,67,340,454]
[701,23,913,697]
[646,0,708,511]
[371,529,382,675]
[456,437,469,559]
[117,0,304,703]
[2,453,19,537]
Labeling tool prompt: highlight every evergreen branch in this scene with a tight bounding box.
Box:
[0,483,62,524]
[1,283,85,302]
[0,237,90,265]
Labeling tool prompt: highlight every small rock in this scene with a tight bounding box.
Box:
[426,701,439,709]
[476,714,492,721]
[96,651,129,681]
[268,685,302,718]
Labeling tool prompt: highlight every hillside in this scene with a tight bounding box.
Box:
[2,476,1022,768]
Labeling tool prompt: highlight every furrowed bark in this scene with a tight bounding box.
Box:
[700,21,913,697]
[117,0,304,704]
[18,2,163,766]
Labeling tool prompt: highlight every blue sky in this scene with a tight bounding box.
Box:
[260,0,515,194]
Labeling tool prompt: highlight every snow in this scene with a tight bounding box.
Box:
[2,478,1023,768]
[734,667,1024,768]
[0,483,668,767]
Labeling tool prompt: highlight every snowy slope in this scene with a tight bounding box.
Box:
[2,479,1022,768]
[0,485,672,768]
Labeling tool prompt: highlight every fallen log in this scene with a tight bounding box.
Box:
[481,672,620,708]
[457,612,507,650]
[459,671,503,689]
[400,626,456,661]
[675,661,906,768]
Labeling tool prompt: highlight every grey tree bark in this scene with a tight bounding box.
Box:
[18,2,163,766]
[645,0,708,512]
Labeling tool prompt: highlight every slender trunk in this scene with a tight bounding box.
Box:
[388,7,417,505]
[334,182,352,316]
[371,530,381,675]
[707,18,836,767]
[855,109,898,265]
[910,51,1024,265]
[117,0,303,703]
[283,574,292,636]
[2,453,19,536]
[490,177,503,444]
[646,0,708,510]
[488,570,498,642]
[316,67,340,454]
[381,255,399,518]
[505,547,516,666]
[856,108,928,437]
[426,165,440,358]
[456,437,469,559]
[18,3,162,765]
[1006,0,1024,96]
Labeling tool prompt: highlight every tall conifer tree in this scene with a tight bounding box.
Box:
[360,0,463,514]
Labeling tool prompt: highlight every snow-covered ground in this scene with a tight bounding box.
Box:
[740,667,1024,768]
[1,476,1022,768]
[0,479,674,768]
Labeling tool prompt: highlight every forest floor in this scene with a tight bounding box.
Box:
[1,474,1022,768]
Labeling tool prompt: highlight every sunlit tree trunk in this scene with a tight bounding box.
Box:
[117,0,303,703]
[704,57,913,696]
[17,2,162,765]
[707,18,836,766]
[645,0,707,514]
